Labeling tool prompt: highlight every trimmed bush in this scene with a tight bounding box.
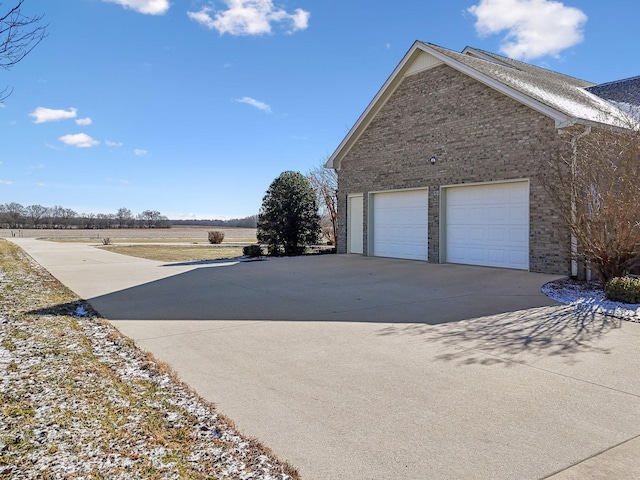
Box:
[243,244,263,258]
[605,276,640,304]
[207,230,225,244]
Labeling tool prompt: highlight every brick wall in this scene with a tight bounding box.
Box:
[336,63,570,275]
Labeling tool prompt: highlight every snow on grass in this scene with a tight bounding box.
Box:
[0,239,298,479]
[542,279,640,322]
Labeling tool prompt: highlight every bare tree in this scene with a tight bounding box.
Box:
[138,210,169,228]
[3,202,25,228]
[307,161,338,247]
[25,203,48,228]
[1,0,47,101]
[95,213,115,229]
[547,121,640,283]
[116,207,134,228]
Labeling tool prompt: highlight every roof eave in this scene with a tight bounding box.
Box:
[326,41,591,170]
[326,41,427,170]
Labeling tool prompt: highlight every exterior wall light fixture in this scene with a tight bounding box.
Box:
[429,156,437,165]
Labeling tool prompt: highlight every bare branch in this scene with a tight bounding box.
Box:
[307,160,338,247]
[1,0,48,101]
[546,120,640,282]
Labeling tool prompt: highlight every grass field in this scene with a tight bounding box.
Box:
[101,245,246,262]
[2,226,257,244]
[0,227,258,262]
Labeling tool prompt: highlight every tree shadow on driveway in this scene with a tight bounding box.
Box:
[377,304,621,363]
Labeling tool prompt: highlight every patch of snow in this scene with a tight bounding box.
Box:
[542,280,640,321]
[605,99,640,121]
[506,76,631,127]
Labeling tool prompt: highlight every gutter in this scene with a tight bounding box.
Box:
[570,125,591,278]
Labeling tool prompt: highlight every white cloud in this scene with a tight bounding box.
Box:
[59,133,100,148]
[468,0,587,60]
[134,148,148,156]
[30,107,77,123]
[0,180,13,185]
[106,140,123,147]
[101,0,169,15]
[35,182,45,187]
[236,96,272,113]
[76,117,92,126]
[188,1,310,36]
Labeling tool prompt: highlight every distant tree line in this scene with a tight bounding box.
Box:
[0,203,171,229]
[170,216,258,228]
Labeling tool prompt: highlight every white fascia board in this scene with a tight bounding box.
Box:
[326,42,426,170]
[326,42,576,169]
[420,44,574,128]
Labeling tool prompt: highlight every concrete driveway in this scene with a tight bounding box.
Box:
[11,238,640,479]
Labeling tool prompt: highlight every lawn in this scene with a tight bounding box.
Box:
[100,245,246,262]
[0,239,297,479]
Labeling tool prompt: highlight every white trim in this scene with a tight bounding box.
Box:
[326,42,427,170]
[418,44,573,128]
[368,186,430,196]
[439,177,530,190]
[439,179,530,270]
[368,187,429,261]
[347,193,364,254]
[325,41,578,171]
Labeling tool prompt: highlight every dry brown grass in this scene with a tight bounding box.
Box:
[7,226,257,243]
[100,245,245,262]
[49,237,250,244]
[0,239,299,479]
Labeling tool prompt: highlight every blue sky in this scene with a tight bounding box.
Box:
[1,0,638,219]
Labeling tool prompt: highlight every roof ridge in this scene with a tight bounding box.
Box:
[591,75,640,88]
[460,45,595,85]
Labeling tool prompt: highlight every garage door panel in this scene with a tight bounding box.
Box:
[509,228,528,243]
[445,182,529,270]
[488,228,507,242]
[372,190,428,261]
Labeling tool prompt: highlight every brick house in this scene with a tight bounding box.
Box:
[326,41,638,275]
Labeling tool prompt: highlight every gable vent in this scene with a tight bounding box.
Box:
[405,52,443,76]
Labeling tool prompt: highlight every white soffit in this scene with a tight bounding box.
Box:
[405,51,443,76]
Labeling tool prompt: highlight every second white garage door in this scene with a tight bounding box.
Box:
[371,189,428,261]
[445,181,529,270]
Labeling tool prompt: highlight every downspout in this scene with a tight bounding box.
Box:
[570,125,591,278]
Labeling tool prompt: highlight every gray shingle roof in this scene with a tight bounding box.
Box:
[586,76,640,117]
[326,41,637,169]
[421,42,632,128]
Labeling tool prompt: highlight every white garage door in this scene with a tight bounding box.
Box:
[445,182,529,270]
[371,189,428,261]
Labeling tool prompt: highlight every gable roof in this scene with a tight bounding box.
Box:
[327,41,634,170]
